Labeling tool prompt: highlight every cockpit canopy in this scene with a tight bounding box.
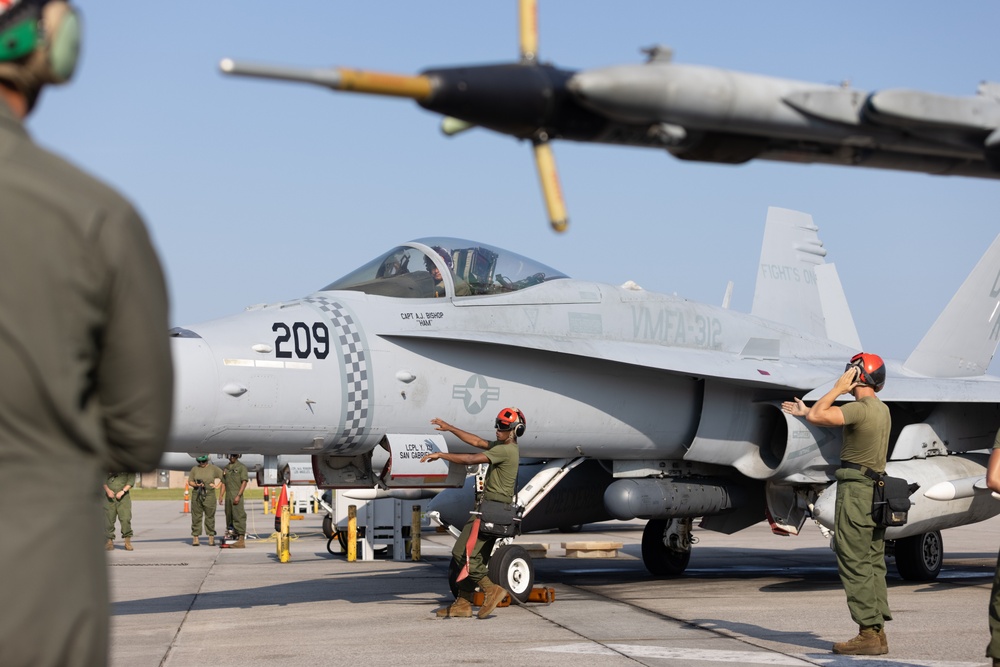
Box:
[322,237,568,298]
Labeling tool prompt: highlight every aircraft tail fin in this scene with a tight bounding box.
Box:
[815,263,863,350]
[903,234,1000,377]
[752,207,839,342]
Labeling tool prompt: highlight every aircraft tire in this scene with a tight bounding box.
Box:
[893,530,942,581]
[322,514,334,540]
[488,544,535,603]
[641,518,691,576]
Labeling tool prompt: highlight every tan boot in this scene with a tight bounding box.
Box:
[832,627,882,655]
[476,577,509,619]
[124,537,133,551]
[192,536,200,546]
[877,627,888,654]
[105,539,114,552]
[232,535,246,549]
[436,596,473,618]
[208,536,215,547]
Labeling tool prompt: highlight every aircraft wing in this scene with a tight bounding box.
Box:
[804,373,1000,403]
[382,328,840,391]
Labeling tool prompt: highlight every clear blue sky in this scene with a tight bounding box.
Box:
[27,1,1000,373]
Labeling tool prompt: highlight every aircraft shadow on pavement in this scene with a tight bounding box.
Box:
[690,619,944,667]
[111,564,453,617]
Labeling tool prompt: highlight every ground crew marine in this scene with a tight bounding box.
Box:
[104,472,135,551]
[985,428,1000,667]
[188,457,223,546]
[783,352,891,656]
[421,407,524,619]
[221,454,250,548]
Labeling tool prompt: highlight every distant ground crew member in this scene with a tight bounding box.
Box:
[220,454,249,548]
[0,2,173,665]
[104,472,136,551]
[985,427,1000,667]
[421,407,523,619]
[783,353,891,656]
[188,456,223,546]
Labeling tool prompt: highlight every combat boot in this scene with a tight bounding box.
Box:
[208,536,215,547]
[876,627,888,654]
[832,627,882,655]
[476,577,509,619]
[124,537,133,551]
[436,594,473,618]
[105,539,114,551]
[192,536,200,546]
[233,535,246,549]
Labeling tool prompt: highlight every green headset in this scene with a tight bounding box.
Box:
[0,0,80,106]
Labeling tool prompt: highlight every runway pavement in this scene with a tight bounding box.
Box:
[107,499,1000,666]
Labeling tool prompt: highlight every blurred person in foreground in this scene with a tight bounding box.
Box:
[0,2,173,665]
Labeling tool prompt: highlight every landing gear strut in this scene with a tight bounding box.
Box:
[641,517,693,576]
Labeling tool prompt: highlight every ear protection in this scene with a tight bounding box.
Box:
[495,407,526,437]
[0,1,80,108]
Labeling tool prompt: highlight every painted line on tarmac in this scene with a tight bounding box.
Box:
[529,643,980,666]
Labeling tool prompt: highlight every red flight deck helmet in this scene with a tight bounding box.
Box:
[494,407,526,437]
[845,352,886,392]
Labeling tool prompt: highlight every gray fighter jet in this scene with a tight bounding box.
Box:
[168,206,1000,599]
[218,0,1000,232]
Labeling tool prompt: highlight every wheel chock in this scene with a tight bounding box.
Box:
[527,586,556,604]
[472,586,555,606]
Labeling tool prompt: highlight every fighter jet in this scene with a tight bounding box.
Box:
[169,206,1000,599]
[218,0,1000,232]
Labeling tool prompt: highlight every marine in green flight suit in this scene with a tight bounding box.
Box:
[221,454,250,547]
[188,457,224,545]
[0,4,173,665]
[104,472,136,550]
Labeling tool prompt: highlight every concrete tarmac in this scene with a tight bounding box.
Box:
[108,500,999,667]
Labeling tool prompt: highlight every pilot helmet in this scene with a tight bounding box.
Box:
[0,0,82,110]
[494,407,526,437]
[424,246,453,272]
[845,352,886,392]
[195,455,209,463]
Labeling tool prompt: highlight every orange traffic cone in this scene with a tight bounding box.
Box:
[273,485,289,532]
[182,482,190,514]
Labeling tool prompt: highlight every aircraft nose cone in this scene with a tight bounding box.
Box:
[168,331,220,449]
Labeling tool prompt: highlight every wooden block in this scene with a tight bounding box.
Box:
[561,541,623,558]
[517,542,548,558]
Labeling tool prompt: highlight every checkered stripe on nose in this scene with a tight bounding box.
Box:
[305,297,370,452]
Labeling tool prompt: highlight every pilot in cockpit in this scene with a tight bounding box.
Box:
[426,246,471,297]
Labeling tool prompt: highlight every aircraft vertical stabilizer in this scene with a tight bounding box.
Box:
[751,207,827,339]
[904,234,1000,377]
[815,263,862,350]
